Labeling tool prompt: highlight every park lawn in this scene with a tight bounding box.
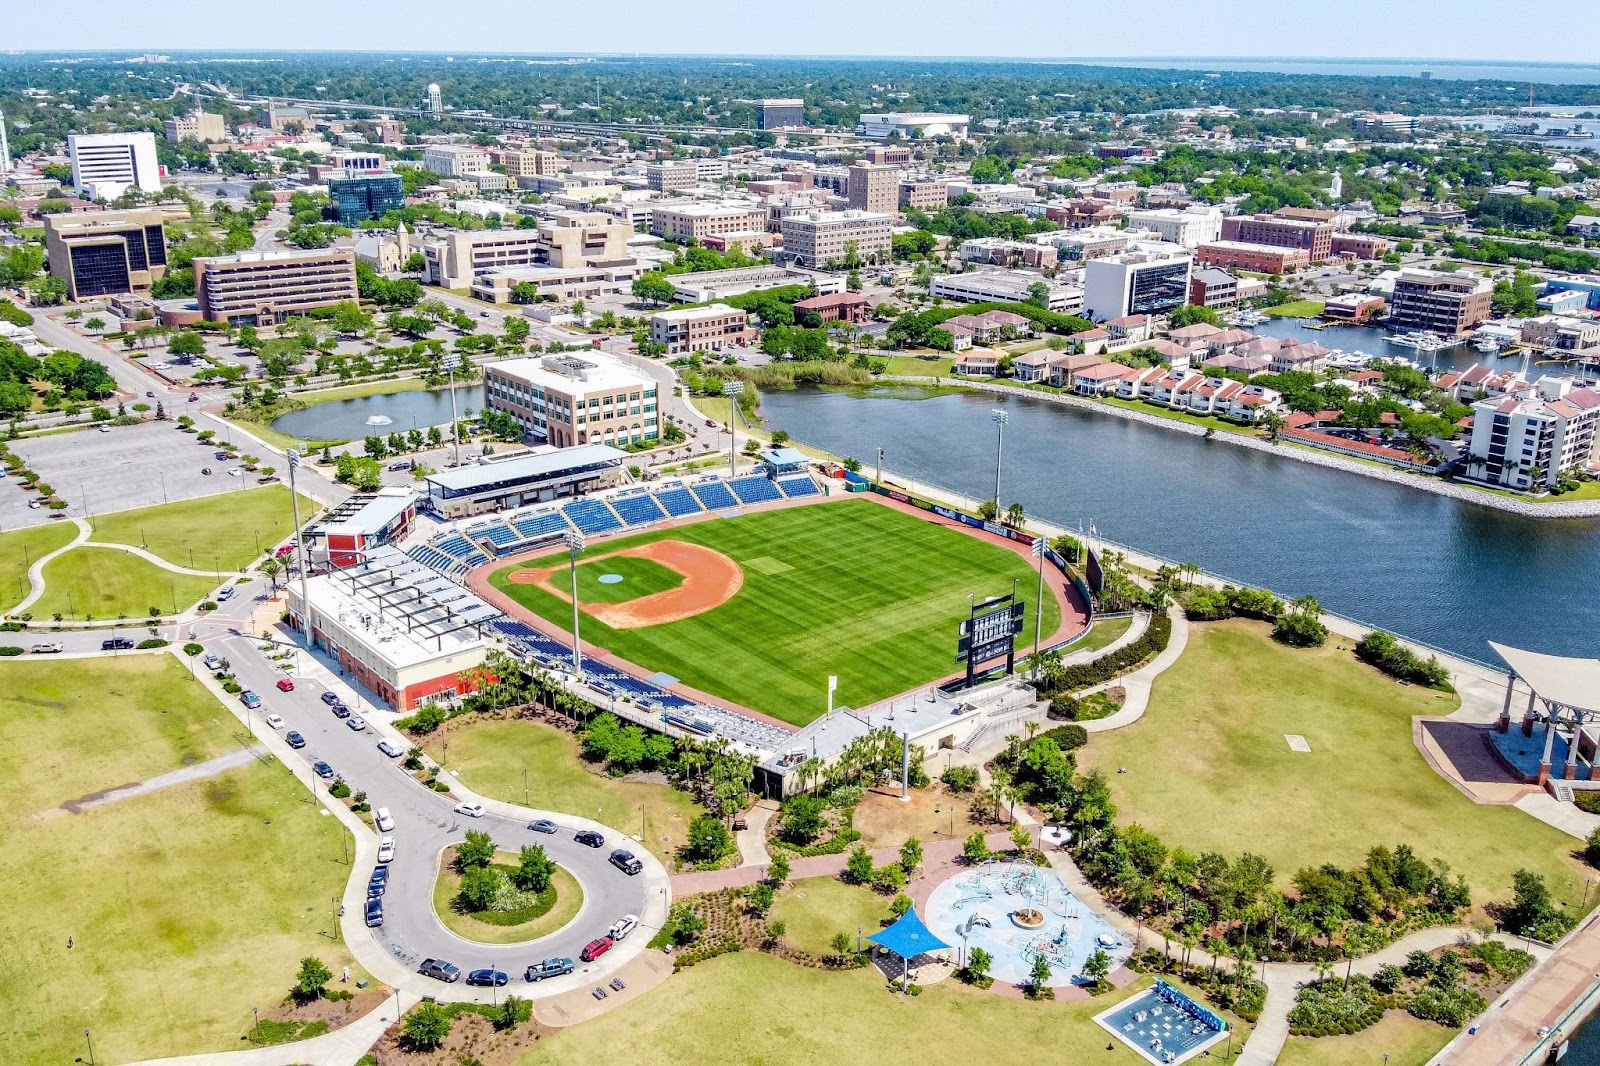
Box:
[1263,299,1327,318]
[33,546,219,620]
[574,555,684,604]
[0,521,78,613]
[885,354,956,377]
[1071,614,1134,656]
[0,657,359,1065]
[490,499,1060,724]
[1275,1011,1453,1066]
[520,953,1225,1066]
[693,395,761,430]
[417,717,705,858]
[432,849,583,945]
[90,484,317,572]
[1077,618,1591,914]
[769,876,894,956]
[849,783,990,851]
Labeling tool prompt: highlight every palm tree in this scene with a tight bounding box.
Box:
[259,556,284,587]
[1004,502,1026,530]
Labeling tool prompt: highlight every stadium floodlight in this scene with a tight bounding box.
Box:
[990,409,1009,514]
[441,353,464,467]
[564,529,586,681]
[286,446,311,631]
[723,380,745,478]
[1031,535,1047,669]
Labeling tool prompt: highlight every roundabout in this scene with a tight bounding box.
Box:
[432,845,586,946]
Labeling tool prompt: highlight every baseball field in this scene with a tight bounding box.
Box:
[486,498,1066,726]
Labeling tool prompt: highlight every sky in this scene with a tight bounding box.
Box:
[6,0,1600,63]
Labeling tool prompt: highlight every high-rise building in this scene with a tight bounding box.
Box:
[163,109,226,144]
[1466,378,1600,492]
[67,132,162,199]
[194,248,359,326]
[848,163,900,215]
[1388,269,1494,335]
[649,202,768,242]
[1125,206,1223,249]
[758,99,805,130]
[327,173,405,225]
[1219,213,1334,263]
[778,210,894,268]
[421,144,488,177]
[1083,248,1193,321]
[484,353,660,448]
[43,209,169,300]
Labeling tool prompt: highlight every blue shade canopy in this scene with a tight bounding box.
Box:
[866,907,951,960]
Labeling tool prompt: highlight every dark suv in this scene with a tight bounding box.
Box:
[419,958,462,982]
[101,638,135,650]
[575,829,605,848]
[524,957,575,982]
[609,849,643,875]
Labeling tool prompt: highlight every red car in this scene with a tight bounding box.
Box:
[579,936,613,962]
[276,678,295,692]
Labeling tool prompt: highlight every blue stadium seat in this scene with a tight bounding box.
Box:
[652,486,704,518]
[611,493,667,527]
[511,511,572,540]
[562,498,623,535]
[729,475,784,505]
[479,524,521,548]
[436,534,478,559]
[690,479,738,511]
[777,477,819,498]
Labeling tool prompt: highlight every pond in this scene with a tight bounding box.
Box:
[271,384,488,443]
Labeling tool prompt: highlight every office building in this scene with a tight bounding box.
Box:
[863,145,913,166]
[929,271,1082,314]
[421,144,489,177]
[376,119,405,145]
[758,99,805,130]
[667,264,840,303]
[484,354,660,448]
[1083,248,1193,321]
[327,173,405,225]
[1194,240,1311,274]
[649,303,755,355]
[67,132,162,199]
[258,104,310,131]
[778,209,894,267]
[1220,213,1335,263]
[1466,378,1600,492]
[848,163,900,214]
[899,180,949,209]
[646,162,697,193]
[1126,206,1223,249]
[1388,269,1493,335]
[194,248,359,326]
[858,112,970,141]
[502,149,560,179]
[43,208,168,300]
[424,212,631,288]
[1329,233,1389,259]
[1188,267,1240,310]
[163,109,226,144]
[469,263,638,305]
[650,201,768,242]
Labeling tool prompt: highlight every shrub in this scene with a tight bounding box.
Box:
[1408,983,1487,1028]
[1577,791,1600,816]
[684,814,734,866]
[844,845,874,884]
[0,646,23,656]
[402,1003,452,1049]
[1038,724,1088,752]
[1288,978,1384,1036]
[1402,949,1436,978]
[941,765,979,792]
[1470,940,1534,979]
[778,793,828,845]
[1355,631,1454,691]
[872,862,908,894]
[1371,964,1405,994]
[395,703,449,734]
[182,642,204,657]
[136,638,168,649]
[1046,611,1172,692]
[746,881,775,916]
[328,780,351,799]
[1046,693,1079,720]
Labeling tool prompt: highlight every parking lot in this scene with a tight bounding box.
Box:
[6,420,280,530]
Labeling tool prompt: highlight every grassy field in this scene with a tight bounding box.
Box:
[0,522,78,613]
[33,546,220,619]
[1078,618,1591,913]
[0,656,359,1065]
[432,849,583,945]
[90,484,317,572]
[490,499,1060,723]
[520,953,1234,1065]
[1275,1011,1453,1066]
[417,717,705,858]
[1263,300,1327,318]
[1071,614,1134,656]
[884,355,956,377]
[573,555,685,604]
[769,877,894,956]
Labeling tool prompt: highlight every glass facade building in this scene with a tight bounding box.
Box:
[328,174,405,225]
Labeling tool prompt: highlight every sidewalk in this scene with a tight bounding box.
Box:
[671,830,1017,895]
[1081,606,1189,734]
[125,997,401,1066]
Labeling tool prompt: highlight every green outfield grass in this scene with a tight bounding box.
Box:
[0,522,79,614]
[90,485,318,572]
[0,656,360,1064]
[490,499,1060,724]
[33,546,220,620]
[573,555,685,604]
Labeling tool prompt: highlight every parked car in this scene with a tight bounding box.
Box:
[98,424,111,433]
[377,836,396,864]
[320,691,340,706]
[216,587,234,602]
[364,899,383,928]
[575,830,605,848]
[214,451,230,460]
[375,807,395,832]
[331,702,351,719]
[388,461,410,471]
[264,714,285,730]
[239,691,262,709]
[274,677,293,691]
[608,914,639,942]
[346,715,366,732]
[312,761,335,780]
[609,849,643,876]
[30,642,64,654]
[203,654,224,671]
[368,868,388,898]
[527,819,558,835]
[465,968,509,987]
[579,937,613,963]
[201,467,212,475]
[418,959,461,983]
[285,731,307,749]
[101,638,135,651]
[524,957,575,982]
[453,801,486,818]
[377,739,403,758]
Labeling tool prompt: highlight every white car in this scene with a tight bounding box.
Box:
[375,807,395,832]
[377,837,396,864]
[30,642,64,654]
[453,801,486,819]
[609,914,639,942]
[347,715,366,732]
[264,714,285,730]
[98,425,111,433]
[227,468,243,477]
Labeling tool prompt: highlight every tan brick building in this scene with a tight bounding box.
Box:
[649,303,755,354]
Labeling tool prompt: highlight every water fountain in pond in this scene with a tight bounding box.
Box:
[365,415,393,427]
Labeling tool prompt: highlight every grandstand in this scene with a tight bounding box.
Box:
[690,478,739,511]
[610,491,668,527]
[654,485,705,518]
[777,476,820,499]
[563,497,625,536]
[511,510,572,541]
[728,474,784,506]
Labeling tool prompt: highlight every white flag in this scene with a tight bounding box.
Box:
[828,675,838,693]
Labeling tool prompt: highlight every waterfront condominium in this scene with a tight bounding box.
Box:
[1388,269,1494,335]
[1465,377,1600,493]
[194,248,359,326]
[484,352,659,448]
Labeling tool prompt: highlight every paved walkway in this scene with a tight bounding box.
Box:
[735,801,776,867]
[125,995,401,1066]
[1081,606,1189,733]
[13,516,89,613]
[1061,610,1150,666]
[60,747,259,813]
[80,539,233,577]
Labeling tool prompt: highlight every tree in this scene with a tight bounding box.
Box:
[402,1003,452,1049]
[632,272,676,307]
[459,865,502,912]
[402,251,427,273]
[1082,948,1111,987]
[1024,281,1051,309]
[685,814,734,865]
[779,793,827,845]
[512,843,557,893]
[509,281,540,304]
[1169,304,1222,328]
[1004,502,1026,529]
[169,331,207,359]
[963,832,992,865]
[845,845,875,884]
[747,881,775,915]
[295,956,333,1000]
[332,301,373,336]
[457,829,497,869]
[1586,827,1600,869]
[900,836,923,873]
[1029,953,1053,993]
[768,851,791,886]
[967,946,993,982]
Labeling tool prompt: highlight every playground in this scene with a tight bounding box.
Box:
[925,860,1129,988]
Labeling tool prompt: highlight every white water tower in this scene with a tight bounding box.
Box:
[426,83,442,115]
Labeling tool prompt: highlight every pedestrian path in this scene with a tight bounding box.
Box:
[123,996,400,1066]
[671,831,1017,895]
[735,801,776,867]
[60,747,258,813]
[80,538,233,577]
[13,516,89,613]
[1081,606,1189,733]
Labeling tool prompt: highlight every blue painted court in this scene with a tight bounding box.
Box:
[1095,981,1229,1065]
[1488,721,1592,780]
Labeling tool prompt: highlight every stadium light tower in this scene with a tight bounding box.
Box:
[723,380,745,477]
[441,352,462,468]
[564,529,586,681]
[1031,535,1047,669]
[989,409,1008,512]
[287,447,312,635]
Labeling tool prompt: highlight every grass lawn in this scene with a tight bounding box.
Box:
[0,656,359,1065]
[1099,395,1256,435]
[34,546,220,619]
[1077,618,1591,913]
[849,783,990,851]
[1275,1011,1453,1066]
[90,484,317,572]
[490,499,1060,724]
[1072,614,1134,656]
[519,953,1227,1066]
[885,354,956,377]
[769,876,894,956]
[432,848,583,945]
[693,395,761,430]
[573,555,685,604]
[1263,299,1327,318]
[418,717,705,858]
[0,522,78,614]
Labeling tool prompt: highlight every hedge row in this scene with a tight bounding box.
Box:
[769,827,863,858]
[1041,611,1172,694]
[1355,631,1454,692]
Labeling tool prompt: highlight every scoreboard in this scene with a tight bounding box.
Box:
[956,593,1025,687]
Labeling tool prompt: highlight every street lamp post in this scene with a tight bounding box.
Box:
[1031,535,1047,671]
[84,1028,95,1066]
[565,529,585,681]
[875,446,883,485]
[989,409,1008,512]
[722,380,744,477]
